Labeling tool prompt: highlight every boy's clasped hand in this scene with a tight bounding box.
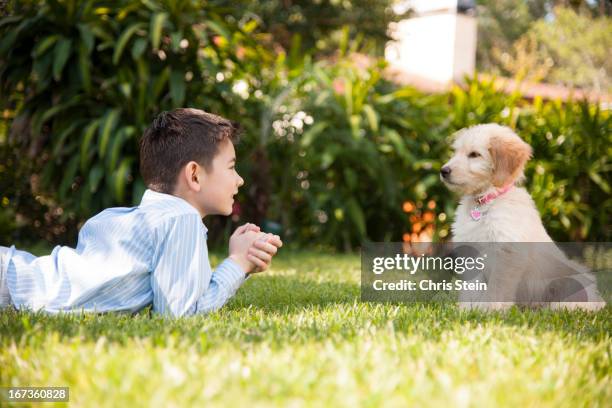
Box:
[229,223,283,275]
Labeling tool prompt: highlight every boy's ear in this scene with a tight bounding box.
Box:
[185,161,202,191]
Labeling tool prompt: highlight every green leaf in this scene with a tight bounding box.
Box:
[206,19,230,40]
[384,129,413,161]
[79,42,91,92]
[52,121,81,157]
[338,25,349,57]
[52,38,72,81]
[300,121,327,148]
[113,158,133,202]
[106,129,125,172]
[321,146,340,170]
[346,198,366,238]
[0,15,22,29]
[169,70,185,106]
[313,65,332,87]
[98,110,120,159]
[131,37,148,60]
[32,51,53,84]
[58,156,79,201]
[108,126,135,171]
[288,34,302,69]
[242,19,258,33]
[150,12,167,50]
[344,79,353,115]
[77,23,95,54]
[378,144,393,153]
[88,164,104,193]
[151,67,170,100]
[170,32,182,53]
[32,96,82,136]
[90,24,114,43]
[343,168,357,189]
[80,120,100,172]
[113,22,145,65]
[349,115,360,139]
[362,104,379,132]
[0,30,18,55]
[33,34,60,57]
[588,171,610,193]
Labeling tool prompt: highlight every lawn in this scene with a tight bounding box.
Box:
[1,251,610,407]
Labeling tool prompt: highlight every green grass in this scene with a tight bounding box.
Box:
[1,252,610,407]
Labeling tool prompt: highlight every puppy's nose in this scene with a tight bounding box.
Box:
[440,166,452,179]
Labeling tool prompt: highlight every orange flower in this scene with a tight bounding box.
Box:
[402,201,415,213]
[213,36,223,46]
[423,211,435,223]
[236,46,246,60]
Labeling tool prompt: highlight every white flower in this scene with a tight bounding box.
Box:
[290,116,304,130]
[232,80,249,99]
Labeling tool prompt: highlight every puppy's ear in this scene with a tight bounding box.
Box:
[489,130,532,187]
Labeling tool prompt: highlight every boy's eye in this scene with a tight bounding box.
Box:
[468,151,480,158]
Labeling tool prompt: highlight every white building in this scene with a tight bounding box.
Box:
[386,0,477,85]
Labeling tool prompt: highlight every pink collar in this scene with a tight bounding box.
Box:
[476,184,514,206]
[470,184,514,221]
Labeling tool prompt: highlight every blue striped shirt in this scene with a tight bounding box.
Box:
[3,189,247,316]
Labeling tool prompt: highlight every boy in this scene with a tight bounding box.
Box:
[0,108,282,317]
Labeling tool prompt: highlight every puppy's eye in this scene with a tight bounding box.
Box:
[468,151,481,158]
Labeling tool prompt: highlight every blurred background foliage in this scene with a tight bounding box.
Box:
[476,0,612,91]
[0,0,610,250]
[224,0,409,56]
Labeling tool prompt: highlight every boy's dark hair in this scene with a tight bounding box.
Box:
[139,108,241,193]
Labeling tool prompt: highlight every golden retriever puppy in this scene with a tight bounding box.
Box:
[440,124,605,311]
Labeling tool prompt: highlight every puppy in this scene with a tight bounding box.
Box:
[440,124,605,311]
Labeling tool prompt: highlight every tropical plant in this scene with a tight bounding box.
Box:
[476,2,611,92]
[223,0,408,55]
[255,38,452,249]
[0,0,266,243]
[1,2,609,248]
[518,98,611,241]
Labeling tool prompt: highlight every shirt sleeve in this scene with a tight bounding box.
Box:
[191,258,247,315]
[151,214,209,317]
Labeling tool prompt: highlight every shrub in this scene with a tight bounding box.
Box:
[0,2,609,248]
[0,0,266,244]
[258,55,452,249]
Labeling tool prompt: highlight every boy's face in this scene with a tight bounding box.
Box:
[197,139,244,216]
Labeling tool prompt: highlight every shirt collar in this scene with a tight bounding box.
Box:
[140,189,206,229]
